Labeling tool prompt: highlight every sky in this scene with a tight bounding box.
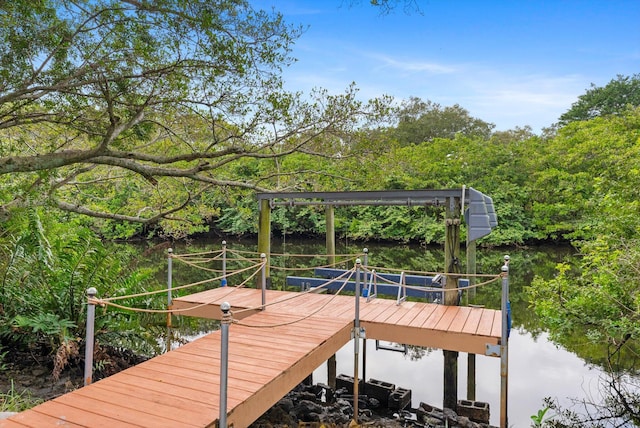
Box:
[252,0,640,133]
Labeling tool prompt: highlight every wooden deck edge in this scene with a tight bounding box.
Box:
[363,321,501,356]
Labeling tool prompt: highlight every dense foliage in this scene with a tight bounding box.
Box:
[0,0,390,238]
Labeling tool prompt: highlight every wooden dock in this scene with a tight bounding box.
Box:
[2,287,501,428]
[174,287,501,355]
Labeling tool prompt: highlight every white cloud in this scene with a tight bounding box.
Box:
[366,53,457,74]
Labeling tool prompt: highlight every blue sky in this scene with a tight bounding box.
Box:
[253,1,640,132]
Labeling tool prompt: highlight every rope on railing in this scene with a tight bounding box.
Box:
[233,267,357,328]
[97,261,264,303]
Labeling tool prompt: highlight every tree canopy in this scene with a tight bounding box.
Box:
[392,97,495,145]
[0,0,389,236]
[558,74,640,126]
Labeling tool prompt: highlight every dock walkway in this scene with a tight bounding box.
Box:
[2,287,501,428]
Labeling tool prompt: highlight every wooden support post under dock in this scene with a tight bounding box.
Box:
[258,198,271,288]
[443,196,462,411]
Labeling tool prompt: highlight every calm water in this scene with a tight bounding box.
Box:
[139,238,608,426]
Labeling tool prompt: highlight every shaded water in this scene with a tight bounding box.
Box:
[132,238,608,426]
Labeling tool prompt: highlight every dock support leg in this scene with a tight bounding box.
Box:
[466,234,477,400]
[443,350,458,410]
[327,355,336,389]
[326,205,335,266]
[443,196,461,410]
[467,353,476,401]
[257,198,271,288]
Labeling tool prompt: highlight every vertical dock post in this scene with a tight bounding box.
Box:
[352,258,362,424]
[325,204,337,389]
[443,196,461,410]
[466,238,477,400]
[257,198,271,288]
[500,256,510,428]
[362,248,368,395]
[219,301,232,428]
[260,253,267,309]
[221,241,227,287]
[84,287,97,387]
[326,204,335,265]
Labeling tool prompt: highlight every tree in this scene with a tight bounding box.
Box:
[528,108,640,425]
[558,74,640,126]
[392,97,495,144]
[0,1,389,236]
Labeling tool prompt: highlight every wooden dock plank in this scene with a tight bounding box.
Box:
[0,421,29,428]
[97,378,213,416]
[419,304,449,329]
[73,383,201,427]
[461,306,484,334]
[491,310,503,338]
[406,303,438,328]
[366,301,403,324]
[4,287,502,428]
[105,372,215,405]
[359,299,394,320]
[395,303,431,326]
[381,301,417,325]
[434,306,461,331]
[28,400,143,428]
[56,388,198,428]
[476,309,497,336]
[447,306,472,333]
[1,410,84,428]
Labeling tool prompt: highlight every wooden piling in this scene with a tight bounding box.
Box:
[443,196,461,410]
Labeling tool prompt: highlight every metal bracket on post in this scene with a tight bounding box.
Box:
[485,344,501,357]
[351,326,366,340]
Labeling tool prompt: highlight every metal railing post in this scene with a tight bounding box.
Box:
[353,258,362,423]
[84,287,97,386]
[361,248,368,395]
[219,301,232,428]
[221,241,227,287]
[260,253,267,309]
[500,255,510,428]
[167,248,173,328]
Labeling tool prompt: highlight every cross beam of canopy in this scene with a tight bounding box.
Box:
[257,189,466,207]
